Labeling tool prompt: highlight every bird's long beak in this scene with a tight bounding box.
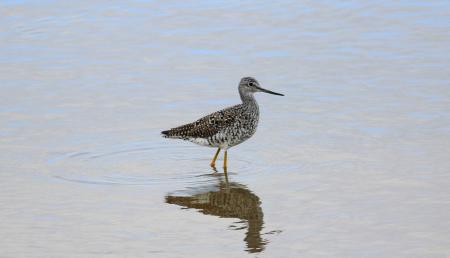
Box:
[257,86,284,96]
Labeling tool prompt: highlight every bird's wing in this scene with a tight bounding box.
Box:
[162,105,240,139]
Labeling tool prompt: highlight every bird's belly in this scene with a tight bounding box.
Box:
[187,137,212,147]
[208,123,258,149]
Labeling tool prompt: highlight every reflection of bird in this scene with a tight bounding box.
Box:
[165,177,266,253]
[162,77,283,170]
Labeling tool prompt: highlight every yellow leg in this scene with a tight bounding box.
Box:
[210,148,221,168]
[223,150,228,170]
[223,169,229,185]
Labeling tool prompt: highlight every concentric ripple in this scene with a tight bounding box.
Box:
[47,141,254,187]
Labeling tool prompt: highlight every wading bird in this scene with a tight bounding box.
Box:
[162,77,283,171]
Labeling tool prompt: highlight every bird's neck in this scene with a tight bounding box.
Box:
[239,90,257,105]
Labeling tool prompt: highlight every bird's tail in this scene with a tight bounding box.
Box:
[162,122,195,139]
[161,130,172,138]
[161,129,184,139]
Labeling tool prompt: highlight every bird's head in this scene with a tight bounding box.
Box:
[239,77,284,96]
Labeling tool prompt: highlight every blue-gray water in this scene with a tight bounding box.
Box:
[1,1,450,257]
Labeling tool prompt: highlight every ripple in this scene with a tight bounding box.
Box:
[47,141,255,186]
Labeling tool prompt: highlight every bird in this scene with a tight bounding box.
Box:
[161,77,283,171]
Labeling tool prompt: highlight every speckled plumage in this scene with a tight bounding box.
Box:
[162,77,283,154]
[162,102,259,149]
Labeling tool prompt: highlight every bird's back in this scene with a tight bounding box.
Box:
[162,102,259,148]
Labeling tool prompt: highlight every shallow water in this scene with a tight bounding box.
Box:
[1,1,450,257]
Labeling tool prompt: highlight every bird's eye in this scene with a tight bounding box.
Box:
[248,82,254,87]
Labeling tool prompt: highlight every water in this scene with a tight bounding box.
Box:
[1,1,450,257]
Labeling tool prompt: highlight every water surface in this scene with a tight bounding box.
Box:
[1,1,450,257]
